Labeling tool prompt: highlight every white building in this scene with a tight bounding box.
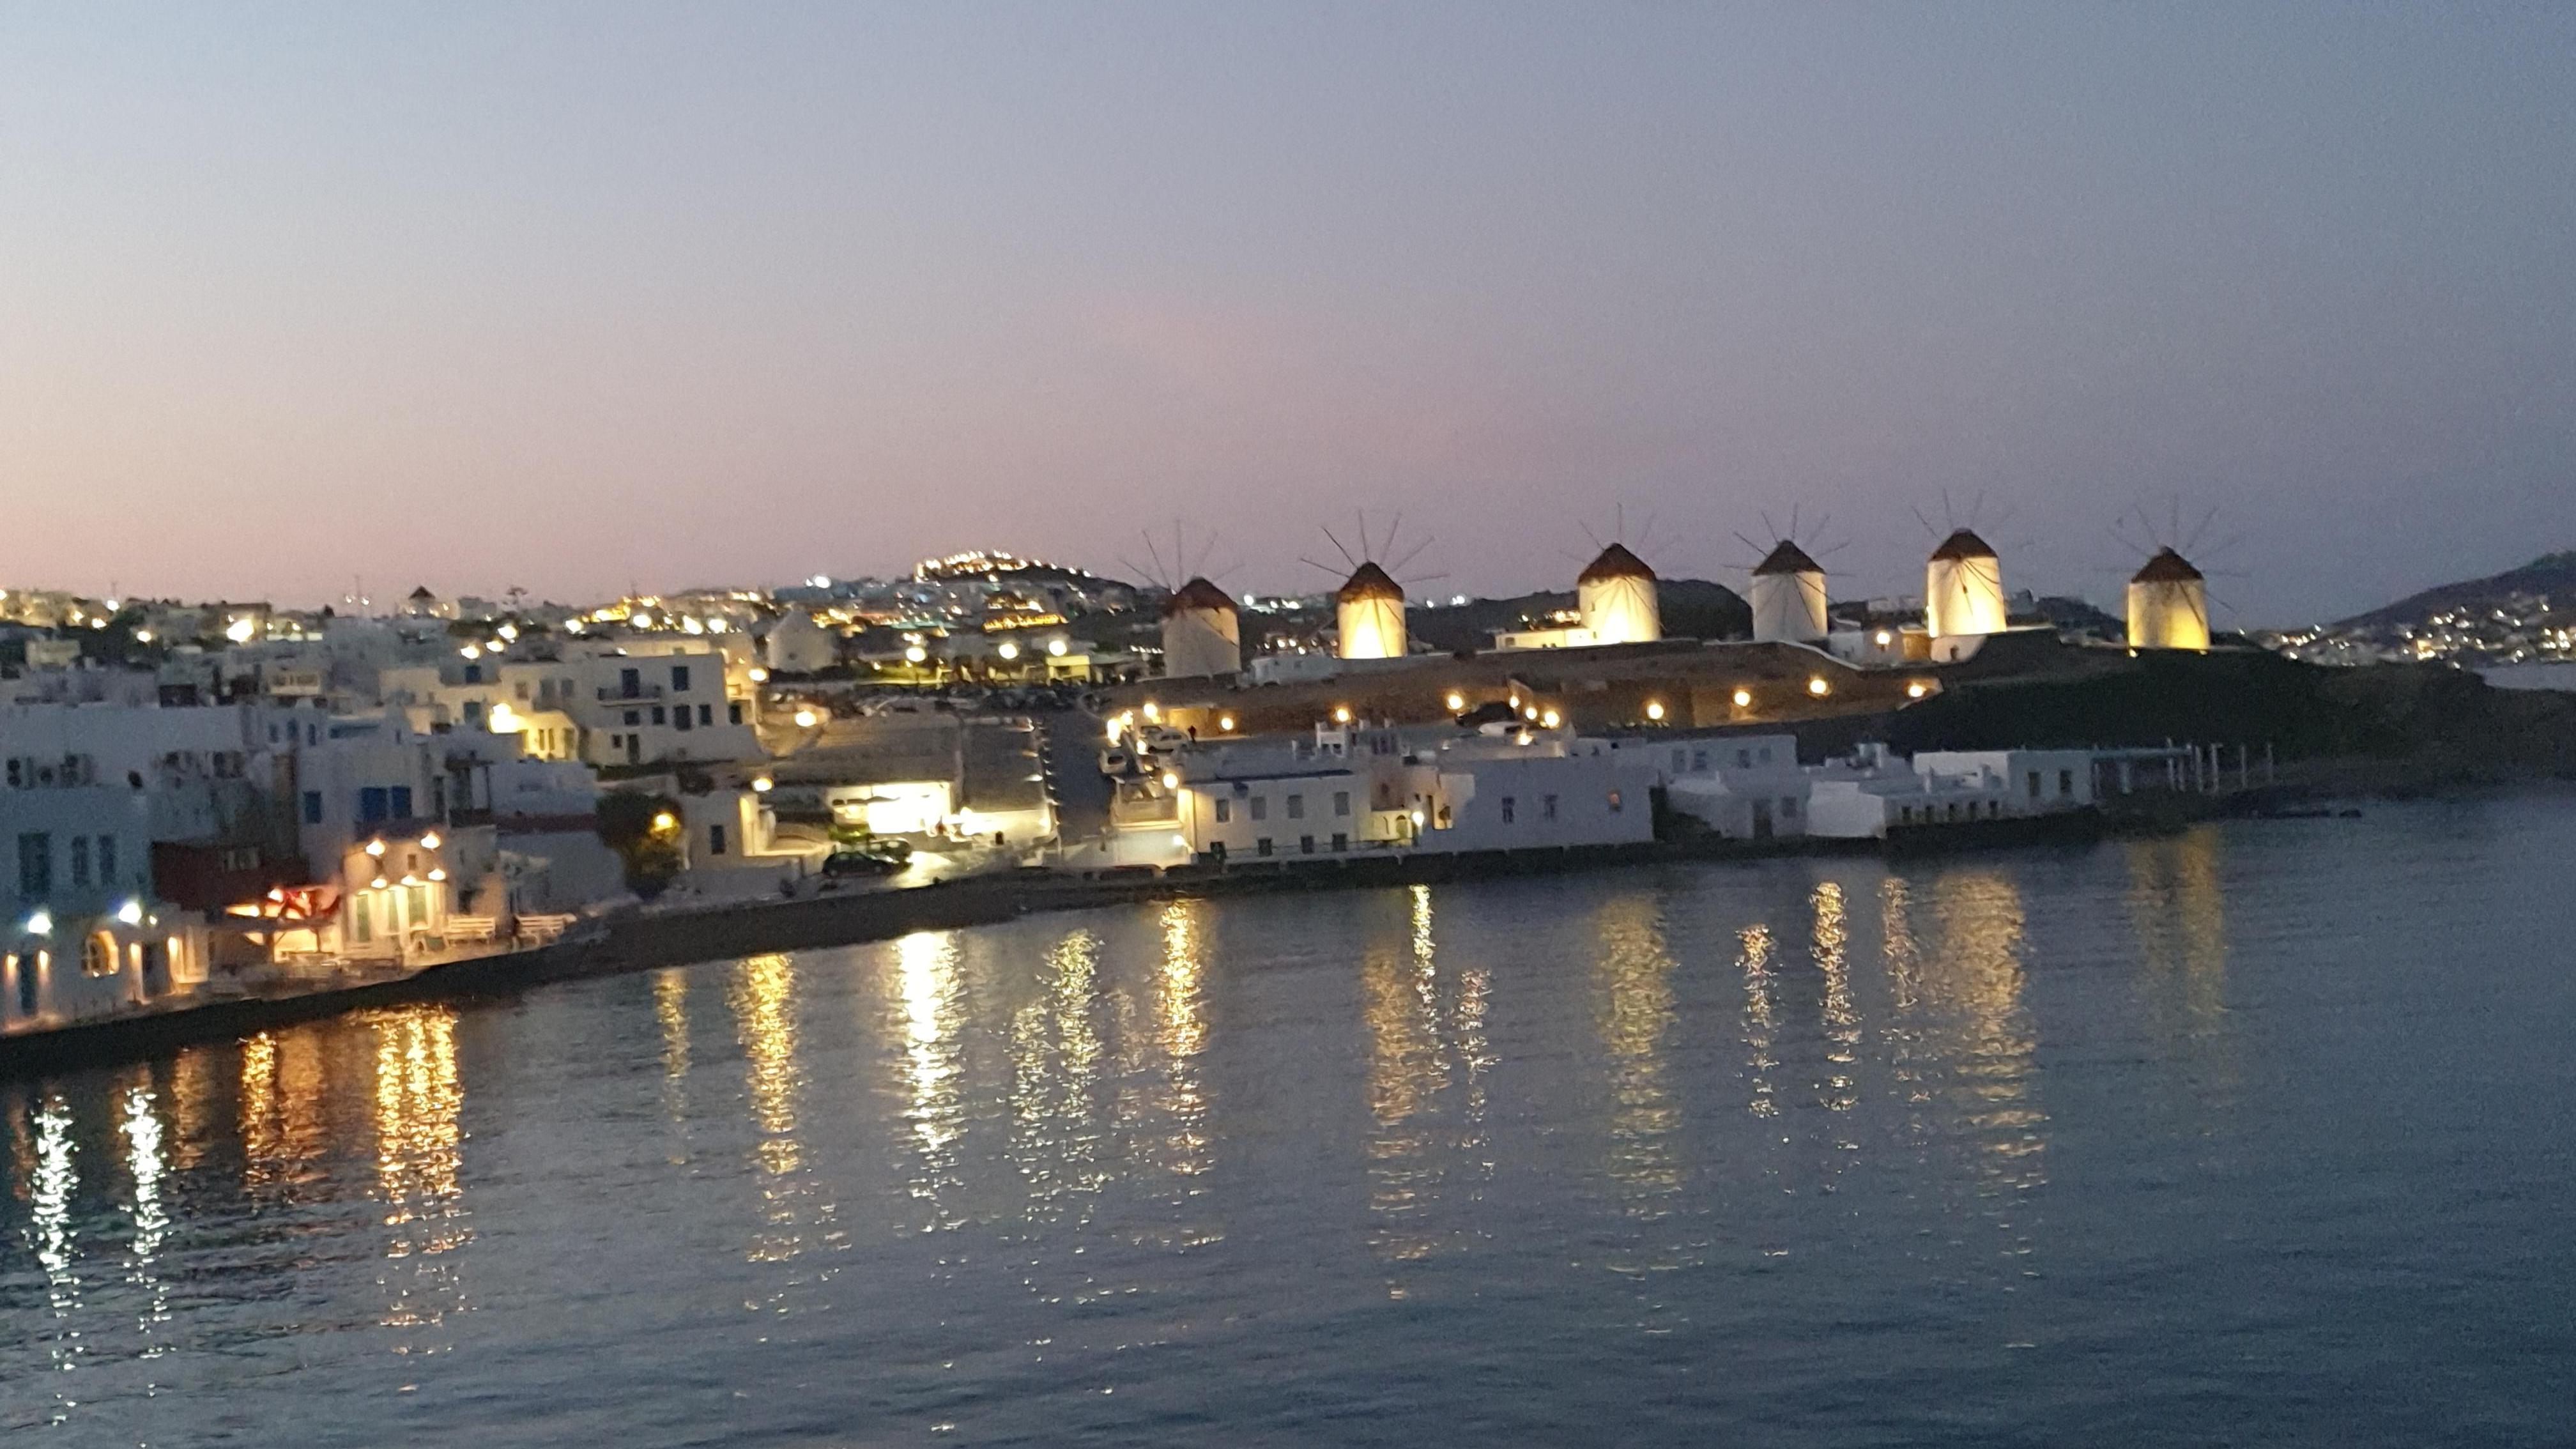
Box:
[765,608,839,674]
[1116,724,1658,866]
[1804,744,2099,839]
[3,780,204,1035]
[1657,733,1813,839]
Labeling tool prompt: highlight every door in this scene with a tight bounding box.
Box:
[625,733,641,765]
[1752,799,1774,841]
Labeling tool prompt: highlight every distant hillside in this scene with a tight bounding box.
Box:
[2335,551,2576,631]
[1406,579,1751,653]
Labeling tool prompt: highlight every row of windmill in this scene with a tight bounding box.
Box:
[1150,521,2211,678]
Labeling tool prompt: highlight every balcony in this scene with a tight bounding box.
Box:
[596,684,666,702]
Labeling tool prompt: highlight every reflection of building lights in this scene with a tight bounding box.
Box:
[1645,701,1665,721]
[1731,688,1752,707]
[1807,677,1830,696]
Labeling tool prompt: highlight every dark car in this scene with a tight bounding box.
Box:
[820,850,904,879]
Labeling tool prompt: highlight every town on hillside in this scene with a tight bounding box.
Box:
[1,531,2556,1043]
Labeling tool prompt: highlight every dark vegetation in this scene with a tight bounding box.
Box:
[1889,647,2576,779]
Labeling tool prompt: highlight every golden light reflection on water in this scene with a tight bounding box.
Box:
[32,1094,80,1417]
[1739,923,1779,1119]
[370,1004,469,1338]
[119,1074,173,1361]
[1594,893,1682,1216]
[1007,928,1107,1231]
[1364,885,1483,1271]
[2124,826,2234,1079]
[728,953,811,1261]
[1814,882,1859,1116]
[894,930,969,1225]
[1924,872,2046,1192]
[1154,901,1213,1184]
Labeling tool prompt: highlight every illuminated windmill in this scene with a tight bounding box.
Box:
[1129,523,1243,678]
[2112,502,2224,652]
[1306,513,1434,661]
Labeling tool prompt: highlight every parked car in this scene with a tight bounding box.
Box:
[820,850,904,879]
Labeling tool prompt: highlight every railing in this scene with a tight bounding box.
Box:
[597,684,667,702]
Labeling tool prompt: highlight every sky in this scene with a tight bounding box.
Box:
[3,3,2572,626]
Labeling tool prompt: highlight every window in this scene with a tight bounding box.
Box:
[390,786,414,819]
[673,707,693,732]
[2027,771,2042,800]
[12,954,33,1015]
[619,667,641,698]
[359,786,388,822]
[709,823,728,856]
[625,710,641,726]
[1500,797,1516,824]
[70,837,91,887]
[4,758,17,788]
[82,932,117,977]
[651,706,667,725]
[1213,798,1232,824]
[1608,790,1624,813]
[1285,793,1305,820]
[351,894,372,944]
[728,702,744,725]
[1332,791,1350,817]
[2058,770,2074,798]
[17,834,50,898]
[1331,832,1347,851]
[1946,802,1960,821]
[1300,835,1315,854]
[1735,749,1751,769]
[1758,746,1774,763]
[1256,838,1273,857]
[1692,750,1708,771]
[464,700,484,724]
[1780,797,1799,819]
[97,836,116,886]
[1671,749,1687,772]
[1249,796,1268,822]
[1542,794,1558,822]
[671,665,692,693]
[698,704,713,726]
[302,790,323,824]
[463,663,483,684]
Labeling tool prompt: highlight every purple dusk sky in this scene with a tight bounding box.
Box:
[3,4,2571,625]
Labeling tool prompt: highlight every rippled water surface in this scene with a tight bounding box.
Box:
[6,799,2573,1445]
